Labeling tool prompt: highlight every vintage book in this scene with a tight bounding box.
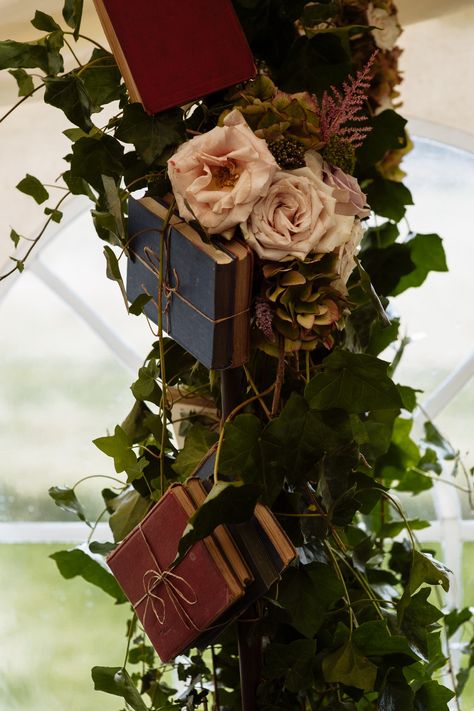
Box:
[92,0,256,115]
[107,485,245,662]
[186,477,254,588]
[127,196,253,369]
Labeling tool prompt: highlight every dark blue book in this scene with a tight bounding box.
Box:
[127,197,253,369]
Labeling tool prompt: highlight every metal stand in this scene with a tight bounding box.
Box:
[220,367,261,711]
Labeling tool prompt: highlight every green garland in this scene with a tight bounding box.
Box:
[1,1,473,709]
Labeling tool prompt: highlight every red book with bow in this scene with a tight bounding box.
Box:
[92,0,256,115]
[107,485,245,662]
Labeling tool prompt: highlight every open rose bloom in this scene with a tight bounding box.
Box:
[168,109,278,238]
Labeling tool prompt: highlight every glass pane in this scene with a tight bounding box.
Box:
[390,138,474,396]
[0,543,128,711]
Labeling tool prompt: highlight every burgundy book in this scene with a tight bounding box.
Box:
[92,0,256,114]
[107,485,244,662]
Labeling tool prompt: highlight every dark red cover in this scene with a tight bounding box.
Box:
[95,0,256,114]
[107,487,242,661]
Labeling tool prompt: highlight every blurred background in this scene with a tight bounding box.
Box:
[0,1,473,709]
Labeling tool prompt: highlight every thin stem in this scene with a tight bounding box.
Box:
[73,473,125,489]
[271,337,285,417]
[0,192,70,282]
[411,466,473,495]
[0,84,44,125]
[334,548,385,620]
[305,351,311,384]
[122,613,137,669]
[211,645,221,711]
[64,37,83,67]
[325,540,358,633]
[243,364,271,420]
[65,31,108,51]
[125,171,165,194]
[87,506,109,543]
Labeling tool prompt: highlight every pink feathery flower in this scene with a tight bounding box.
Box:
[319,51,378,147]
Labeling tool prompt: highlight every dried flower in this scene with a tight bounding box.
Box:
[255,297,275,342]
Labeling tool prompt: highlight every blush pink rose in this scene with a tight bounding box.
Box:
[167,109,278,238]
[321,163,371,220]
[332,218,365,293]
[240,165,338,262]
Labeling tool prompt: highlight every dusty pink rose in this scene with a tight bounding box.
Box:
[167,109,278,238]
[332,219,365,292]
[240,164,337,262]
[366,3,401,51]
[321,163,371,220]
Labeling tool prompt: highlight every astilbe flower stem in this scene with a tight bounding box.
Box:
[319,51,378,147]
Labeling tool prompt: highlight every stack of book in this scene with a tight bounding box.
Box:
[107,479,296,662]
[127,196,254,370]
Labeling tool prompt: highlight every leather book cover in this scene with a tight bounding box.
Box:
[107,486,244,662]
[92,0,256,115]
[127,196,252,369]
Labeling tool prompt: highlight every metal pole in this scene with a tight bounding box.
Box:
[220,367,261,711]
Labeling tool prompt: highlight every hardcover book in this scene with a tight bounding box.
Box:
[127,196,254,370]
[107,485,245,662]
[92,0,256,115]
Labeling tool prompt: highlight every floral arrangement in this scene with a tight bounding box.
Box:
[1,2,473,711]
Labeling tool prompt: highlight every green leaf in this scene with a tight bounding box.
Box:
[9,228,21,247]
[80,49,122,111]
[69,134,124,193]
[357,110,407,167]
[31,11,62,32]
[391,233,448,296]
[102,175,125,242]
[0,39,51,73]
[48,485,89,524]
[277,33,352,95]
[104,245,124,282]
[93,424,144,480]
[322,640,377,692]
[108,488,149,542]
[414,681,454,711]
[362,221,400,251]
[352,620,419,662]
[129,293,152,316]
[278,563,344,637]
[301,2,339,24]
[218,414,263,479]
[89,541,116,556]
[379,669,415,711]
[178,481,261,557]
[130,363,162,406]
[62,0,84,40]
[8,68,34,96]
[16,174,49,204]
[115,104,185,166]
[50,546,126,603]
[173,423,218,479]
[44,74,92,132]
[445,607,472,638]
[402,588,443,661]
[407,551,450,596]
[305,350,402,414]
[91,667,147,711]
[366,177,413,223]
[423,421,457,461]
[397,385,419,412]
[379,518,430,538]
[44,206,63,223]
[264,639,316,693]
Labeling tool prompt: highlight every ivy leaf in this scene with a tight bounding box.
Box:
[93,424,140,476]
[444,607,472,638]
[173,423,218,479]
[8,68,34,96]
[322,640,377,692]
[0,39,51,73]
[277,33,351,95]
[391,233,448,296]
[31,10,62,32]
[62,0,84,40]
[305,350,402,414]
[16,174,49,204]
[360,242,415,297]
[102,175,125,242]
[131,363,162,406]
[68,134,125,192]
[278,562,344,637]
[44,74,93,132]
[178,481,261,557]
[407,551,450,596]
[414,681,454,711]
[9,228,21,248]
[423,421,457,461]
[48,485,89,524]
[80,49,122,111]
[401,588,443,661]
[264,639,316,693]
[50,546,127,603]
[89,541,116,556]
[115,104,185,166]
[366,177,413,223]
[357,110,407,167]
[129,293,152,316]
[379,669,415,711]
[301,2,339,24]
[352,620,419,662]
[91,667,147,711]
[218,414,263,480]
[108,488,150,542]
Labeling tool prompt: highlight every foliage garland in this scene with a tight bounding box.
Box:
[1,1,474,709]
